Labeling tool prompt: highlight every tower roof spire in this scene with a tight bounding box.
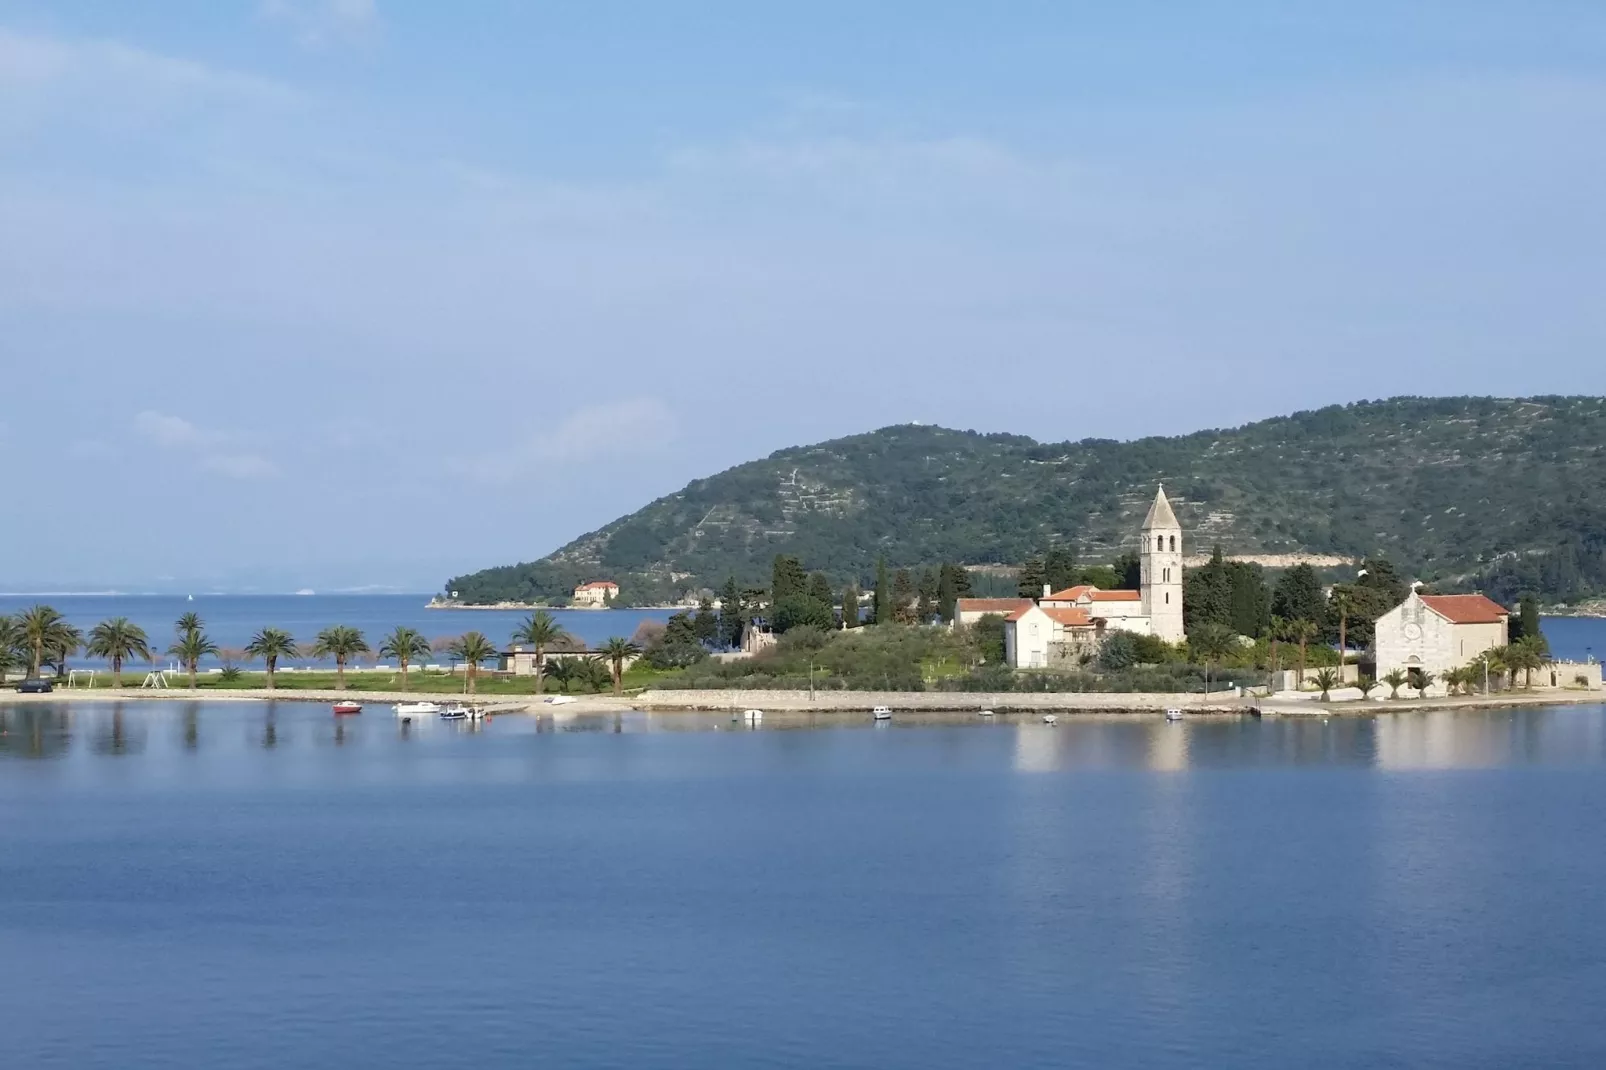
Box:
[1142,485,1179,530]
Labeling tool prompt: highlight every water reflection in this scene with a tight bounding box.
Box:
[0,701,1602,771]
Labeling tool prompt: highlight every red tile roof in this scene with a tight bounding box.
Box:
[1090,590,1141,602]
[1045,585,1094,602]
[1004,604,1097,627]
[1420,594,1509,625]
[575,580,619,591]
[956,597,1033,614]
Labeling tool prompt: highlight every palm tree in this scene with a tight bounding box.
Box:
[19,604,67,678]
[1441,666,1467,696]
[1286,618,1318,687]
[167,627,220,689]
[1505,636,1548,688]
[1356,676,1378,699]
[1312,667,1339,702]
[1477,648,1508,692]
[598,637,641,695]
[577,656,613,694]
[176,611,203,638]
[311,626,369,690]
[1265,614,1286,674]
[86,618,152,687]
[446,631,498,694]
[543,656,576,693]
[45,622,84,679]
[1414,670,1436,699]
[245,628,299,690]
[510,611,571,695]
[379,626,431,691]
[1188,622,1237,694]
[0,615,22,682]
[1382,669,1407,700]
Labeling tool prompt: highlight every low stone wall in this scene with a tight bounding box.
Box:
[635,689,1246,713]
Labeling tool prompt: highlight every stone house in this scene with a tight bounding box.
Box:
[1039,585,1150,634]
[1003,604,1107,669]
[1374,590,1509,688]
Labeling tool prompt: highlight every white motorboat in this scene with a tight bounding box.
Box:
[441,703,480,720]
[1165,708,1185,721]
[395,701,442,716]
[742,709,763,726]
[544,695,576,705]
[872,706,893,721]
[978,709,995,718]
[1042,714,1058,726]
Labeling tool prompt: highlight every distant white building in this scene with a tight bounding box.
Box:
[572,580,619,608]
[953,597,1033,628]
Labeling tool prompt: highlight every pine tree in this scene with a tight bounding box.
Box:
[771,555,807,603]
[807,572,834,607]
[693,596,719,646]
[1272,564,1328,630]
[917,567,938,622]
[873,557,890,625]
[892,569,917,623]
[1017,556,1047,599]
[1183,545,1232,632]
[718,577,744,649]
[1115,552,1142,591]
[1043,547,1077,593]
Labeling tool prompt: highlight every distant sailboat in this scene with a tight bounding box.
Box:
[186,594,194,601]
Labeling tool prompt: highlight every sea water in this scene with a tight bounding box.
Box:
[3,700,1605,1068]
[0,593,675,669]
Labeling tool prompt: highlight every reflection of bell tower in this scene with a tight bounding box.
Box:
[1140,486,1185,642]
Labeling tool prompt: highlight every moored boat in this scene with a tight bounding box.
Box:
[333,701,363,715]
[395,701,442,716]
[872,706,893,721]
[1042,714,1058,726]
[1165,708,1185,721]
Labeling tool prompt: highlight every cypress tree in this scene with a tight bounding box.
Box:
[1272,564,1328,631]
[1043,547,1077,593]
[841,585,859,628]
[873,557,890,625]
[1017,556,1047,599]
[807,572,834,607]
[892,569,916,624]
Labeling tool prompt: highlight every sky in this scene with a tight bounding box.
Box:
[2,1,1603,592]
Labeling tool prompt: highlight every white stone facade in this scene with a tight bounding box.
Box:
[1139,486,1185,643]
[1374,590,1508,685]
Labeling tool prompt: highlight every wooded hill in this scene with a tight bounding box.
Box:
[446,396,1606,606]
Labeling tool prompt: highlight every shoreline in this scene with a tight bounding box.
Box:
[9,687,1600,718]
[424,601,690,611]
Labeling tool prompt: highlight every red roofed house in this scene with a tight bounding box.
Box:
[1003,604,1108,669]
[1374,588,1509,691]
[953,597,1034,628]
[1040,585,1150,633]
[572,580,619,608]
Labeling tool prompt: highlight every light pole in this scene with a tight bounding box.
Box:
[809,659,816,701]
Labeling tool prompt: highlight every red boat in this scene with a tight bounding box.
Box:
[332,701,363,715]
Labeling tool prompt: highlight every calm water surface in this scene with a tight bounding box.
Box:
[3,701,1605,1068]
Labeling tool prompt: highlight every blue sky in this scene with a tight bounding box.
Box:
[2,2,1603,592]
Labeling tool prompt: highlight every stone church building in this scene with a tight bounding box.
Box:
[1373,589,1509,686]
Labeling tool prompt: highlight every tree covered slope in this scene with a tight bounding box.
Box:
[446,396,1606,605]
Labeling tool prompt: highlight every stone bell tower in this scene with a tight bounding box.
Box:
[1140,486,1185,642]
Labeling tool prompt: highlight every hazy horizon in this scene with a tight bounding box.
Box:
[4,2,1603,590]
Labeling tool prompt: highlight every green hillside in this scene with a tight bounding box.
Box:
[446,396,1606,606]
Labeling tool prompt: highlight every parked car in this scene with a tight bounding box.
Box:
[15,678,53,694]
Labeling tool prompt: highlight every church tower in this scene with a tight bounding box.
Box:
[1140,486,1185,642]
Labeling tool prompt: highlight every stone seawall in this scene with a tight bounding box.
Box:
[636,689,1248,713]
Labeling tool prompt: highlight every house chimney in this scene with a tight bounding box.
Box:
[1042,583,1051,599]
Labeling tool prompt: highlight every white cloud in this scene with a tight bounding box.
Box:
[457,398,678,485]
[132,410,279,480]
[0,28,292,103]
[259,0,381,49]
[133,409,207,447]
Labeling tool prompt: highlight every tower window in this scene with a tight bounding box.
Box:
[1165,592,1170,604]
[1156,535,1163,551]
[1169,535,1176,552]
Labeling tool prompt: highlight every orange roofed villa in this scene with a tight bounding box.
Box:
[571,580,619,608]
[955,487,1188,669]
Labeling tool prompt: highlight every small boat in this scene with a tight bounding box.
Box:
[979,709,995,718]
[1165,708,1184,721]
[441,704,486,720]
[395,701,442,716]
[332,701,363,715]
[742,709,763,726]
[872,706,893,721]
[544,695,576,705]
[1042,714,1058,726]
